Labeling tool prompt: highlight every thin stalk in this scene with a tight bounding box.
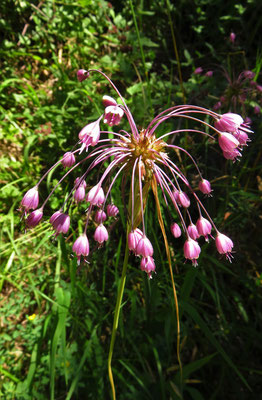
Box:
[151,176,183,389]
[108,221,131,400]
[165,0,186,104]
[129,0,152,113]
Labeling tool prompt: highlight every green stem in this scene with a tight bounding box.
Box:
[129,0,152,114]
[165,0,186,104]
[108,234,130,400]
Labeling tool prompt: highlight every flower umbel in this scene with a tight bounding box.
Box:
[20,68,252,272]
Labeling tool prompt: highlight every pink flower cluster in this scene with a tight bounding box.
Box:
[20,69,252,277]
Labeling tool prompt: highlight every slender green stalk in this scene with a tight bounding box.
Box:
[129,0,152,113]
[165,0,186,104]
[108,233,130,400]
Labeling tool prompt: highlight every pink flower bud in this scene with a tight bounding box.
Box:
[140,256,156,279]
[95,210,107,223]
[171,223,181,238]
[74,178,86,203]
[183,238,201,266]
[94,224,109,244]
[187,223,200,240]
[106,204,119,217]
[177,191,190,208]
[229,32,236,43]
[74,185,86,203]
[73,234,89,264]
[254,105,260,115]
[215,232,233,261]
[102,95,117,107]
[213,101,221,110]
[205,70,213,77]
[136,236,154,257]
[196,217,212,241]
[243,70,255,80]
[50,211,70,235]
[104,105,124,126]
[75,177,87,188]
[77,69,89,82]
[21,186,39,212]
[222,149,242,161]
[61,152,76,168]
[194,67,203,75]
[128,228,143,253]
[86,184,105,206]
[198,179,212,195]
[218,132,240,152]
[78,118,101,152]
[215,113,244,133]
[26,208,43,228]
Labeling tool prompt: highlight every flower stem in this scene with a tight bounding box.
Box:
[151,176,183,388]
[108,230,130,400]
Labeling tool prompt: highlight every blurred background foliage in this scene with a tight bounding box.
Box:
[0,0,262,399]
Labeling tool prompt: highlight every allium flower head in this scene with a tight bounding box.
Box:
[20,68,253,275]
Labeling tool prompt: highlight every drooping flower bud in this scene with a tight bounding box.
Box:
[86,184,105,206]
[94,224,109,244]
[229,32,236,43]
[106,204,119,217]
[187,223,200,240]
[194,67,203,75]
[74,178,86,203]
[104,105,124,126]
[183,238,201,266]
[140,256,156,279]
[218,132,240,152]
[205,70,213,77]
[136,235,154,257]
[177,191,190,208]
[128,228,143,254]
[26,208,43,228]
[77,69,89,82]
[62,152,76,168]
[215,113,244,133]
[222,149,242,161]
[196,217,212,241]
[215,232,234,261]
[78,118,101,152]
[171,223,181,238]
[72,234,89,264]
[198,179,212,195]
[50,211,70,235]
[21,186,39,212]
[95,210,107,223]
[102,95,117,107]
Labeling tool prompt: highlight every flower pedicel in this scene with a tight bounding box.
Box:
[21,69,254,276]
